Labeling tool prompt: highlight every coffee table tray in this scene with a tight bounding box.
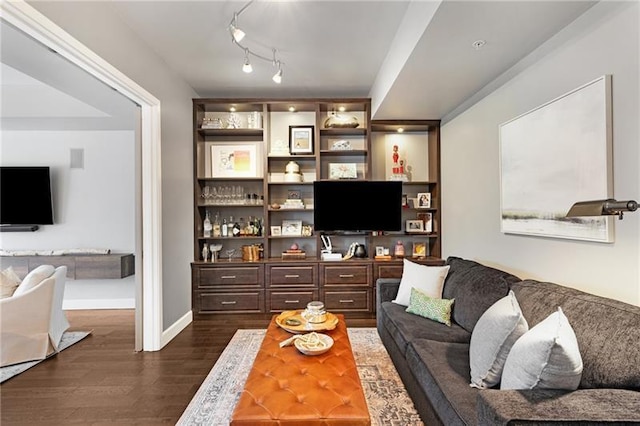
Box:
[275,310,339,334]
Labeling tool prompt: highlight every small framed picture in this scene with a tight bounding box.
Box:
[412,242,427,257]
[406,219,424,233]
[281,220,303,236]
[270,226,282,236]
[290,126,314,154]
[416,192,431,208]
[417,212,433,233]
[301,225,313,236]
[402,194,408,207]
[375,246,385,256]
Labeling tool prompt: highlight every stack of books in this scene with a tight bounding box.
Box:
[282,249,306,260]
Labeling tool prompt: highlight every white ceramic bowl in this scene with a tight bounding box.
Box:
[294,332,334,356]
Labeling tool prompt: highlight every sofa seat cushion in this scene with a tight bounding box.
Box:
[406,339,477,426]
[443,257,521,333]
[380,301,470,356]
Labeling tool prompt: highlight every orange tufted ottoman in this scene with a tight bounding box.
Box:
[231,314,370,425]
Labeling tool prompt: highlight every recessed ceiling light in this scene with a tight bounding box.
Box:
[338,106,346,112]
[397,128,404,133]
[472,40,486,50]
[289,106,296,112]
[230,106,236,112]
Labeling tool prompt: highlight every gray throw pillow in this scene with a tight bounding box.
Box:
[469,290,528,389]
[501,307,583,390]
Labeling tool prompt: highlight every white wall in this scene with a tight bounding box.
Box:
[29,1,199,329]
[0,130,136,308]
[441,2,639,305]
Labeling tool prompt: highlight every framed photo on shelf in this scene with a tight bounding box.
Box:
[281,220,303,236]
[375,246,385,256]
[329,163,357,179]
[416,192,431,208]
[211,143,261,178]
[406,219,424,233]
[301,225,313,236]
[412,242,427,258]
[417,212,433,233]
[289,126,314,154]
[270,226,281,236]
[402,194,408,207]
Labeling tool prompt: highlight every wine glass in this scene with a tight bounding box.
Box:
[225,249,236,262]
[201,186,210,204]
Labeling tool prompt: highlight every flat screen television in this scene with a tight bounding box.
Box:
[0,166,54,225]
[313,180,402,232]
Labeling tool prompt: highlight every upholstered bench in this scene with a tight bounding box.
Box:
[231,314,370,425]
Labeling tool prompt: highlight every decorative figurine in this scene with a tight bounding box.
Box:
[394,240,405,258]
[202,244,209,262]
[392,145,399,174]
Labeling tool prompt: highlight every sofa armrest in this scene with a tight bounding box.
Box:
[376,278,401,305]
[478,388,640,425]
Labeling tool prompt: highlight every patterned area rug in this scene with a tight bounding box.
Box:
[178,328,422,426]
[0,330,92,384]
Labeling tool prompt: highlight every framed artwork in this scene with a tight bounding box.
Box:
[412,242,427,257]
[402,194,408,207]
[416,193,431,208]
[270,226,281,236]
[329,163,357,179]
[375,246,385,256]
[281,220,303,236]
[500,75,613,242]
[406,220,424,233]
[290,126,314,154]
[211,143,261,178]
[417,212,433,233]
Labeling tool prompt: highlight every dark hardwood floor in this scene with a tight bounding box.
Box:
[0,310,376,425]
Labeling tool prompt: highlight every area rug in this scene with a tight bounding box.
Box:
[178,328,423,426]
[0,330,92,384]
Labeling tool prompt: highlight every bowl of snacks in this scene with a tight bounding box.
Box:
[293,332,334,356]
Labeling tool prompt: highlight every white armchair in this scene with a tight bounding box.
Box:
[0,265,70,367]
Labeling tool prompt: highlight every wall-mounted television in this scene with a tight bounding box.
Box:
[313,180,402,232]
[0,166,54,226]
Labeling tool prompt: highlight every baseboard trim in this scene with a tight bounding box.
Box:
[161,310,193,349]
[63,298,135,310]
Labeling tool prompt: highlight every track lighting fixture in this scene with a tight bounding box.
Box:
[242,48,252,73]
[228,0,284,84]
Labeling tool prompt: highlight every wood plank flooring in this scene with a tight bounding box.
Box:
[0,310,376,425]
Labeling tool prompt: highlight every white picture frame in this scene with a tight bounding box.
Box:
[281,220,303,236]
[499,75,613,243]
[211,143,261,178]
[416,192,431,208]
[406,220,424,233]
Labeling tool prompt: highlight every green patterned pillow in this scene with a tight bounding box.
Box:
[406,287,454,326]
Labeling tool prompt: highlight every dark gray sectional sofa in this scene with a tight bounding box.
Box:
[376,256,640,425]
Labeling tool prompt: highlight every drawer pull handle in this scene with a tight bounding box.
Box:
[339,299,355,303]
[284,274,300,278]
[339,274,354,278]
[284,300,300,304]
[220,301,237,305]
[221,275,237,279]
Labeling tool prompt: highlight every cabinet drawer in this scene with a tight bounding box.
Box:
[268,265,316,287]
[198,266,263,288]
[376,264,403,279]
[268,290,318,312]
[322,264,371,286]
[323,290,370,312]
[198,291,263,313]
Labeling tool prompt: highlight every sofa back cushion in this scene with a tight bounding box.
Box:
[12,265,55,297]
[512,280,640,390]
[442,257,521,332]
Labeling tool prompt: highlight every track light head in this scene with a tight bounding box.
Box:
[272,62,283,84]
[229,14,245,42]
[242,49,253,73]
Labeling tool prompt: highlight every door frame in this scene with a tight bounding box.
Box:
[1,0,164,350]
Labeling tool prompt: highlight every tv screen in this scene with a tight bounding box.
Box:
[0,167,54,225]
[313,180,402,232]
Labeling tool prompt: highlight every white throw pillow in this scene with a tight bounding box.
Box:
[0,266,22,298]
[12,264,55,297]
[469,290,528,389]
[501,307,583,390]
[392,259,450,307]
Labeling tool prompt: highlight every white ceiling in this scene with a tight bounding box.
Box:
[1,0,597,127]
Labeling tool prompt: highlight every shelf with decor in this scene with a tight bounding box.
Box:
[191,98,441,316]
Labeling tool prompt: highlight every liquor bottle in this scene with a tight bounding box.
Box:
[203,211,212,238]
[221,217,228,237]
[247,216,255,236]
[232,216,241,237]
[212,212,221,237]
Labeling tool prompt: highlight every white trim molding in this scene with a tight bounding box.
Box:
[1,0,164,350]
[161,310,193,348]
